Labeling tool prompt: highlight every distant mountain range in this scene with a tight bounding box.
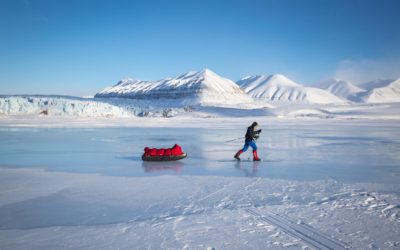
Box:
[96,69,400,105]
[316,79,365,102]
[315,78,400,103]
[95,69,253,106]
[358,79,400,103]
[2,70,399,118]
[237,74,344,104]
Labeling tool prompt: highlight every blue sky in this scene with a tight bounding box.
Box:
[1,0,400,96]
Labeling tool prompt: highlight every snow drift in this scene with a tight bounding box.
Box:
[237,74,344,104]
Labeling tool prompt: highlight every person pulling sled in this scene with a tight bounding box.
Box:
[234,121,262,161]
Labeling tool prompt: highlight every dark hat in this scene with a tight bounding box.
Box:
[251,121,258,127]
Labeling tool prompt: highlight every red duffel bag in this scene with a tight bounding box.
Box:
[171,144,183,156]
[150,148,157,156]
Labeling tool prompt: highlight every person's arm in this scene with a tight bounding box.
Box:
[254,128,262,134]
[251,128,261,140]
[250,127,261,139]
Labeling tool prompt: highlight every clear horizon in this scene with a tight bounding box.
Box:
[1,0,400,96]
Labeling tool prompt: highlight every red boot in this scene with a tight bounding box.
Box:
[253,150,261,161]
[234,150,243,161]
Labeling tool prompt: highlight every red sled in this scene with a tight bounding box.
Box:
[142,144,187,161]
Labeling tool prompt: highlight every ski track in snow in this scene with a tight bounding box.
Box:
[245,208,349,250]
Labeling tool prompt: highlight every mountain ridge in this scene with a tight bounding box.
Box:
[317,79,366,102]
[359,79,400,103]
[96,69,400,104]
[95,69,254,106]
[237,74,344,104]
[320,78,400,103]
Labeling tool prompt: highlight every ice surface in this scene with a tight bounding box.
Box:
[1,120,399,183]
[0,120,399,249]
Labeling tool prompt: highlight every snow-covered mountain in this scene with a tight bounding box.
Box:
[359,79,396,91]
[2,69,398,119]
[358,79,400,103]
[237,74,344,104]
[318,79,366,102]
[95,69,254,107]
[316,78,400,103]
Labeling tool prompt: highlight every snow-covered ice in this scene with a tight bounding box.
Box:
[0,119,399,249]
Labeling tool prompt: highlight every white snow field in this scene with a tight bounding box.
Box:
[0,119,400,249]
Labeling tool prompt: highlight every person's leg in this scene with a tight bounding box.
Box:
[242,142,250,152]
[234,142,249,160]
[249,141,257,151]
[250,141,260,161]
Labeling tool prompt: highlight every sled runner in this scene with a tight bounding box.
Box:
[142,144,187,162]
